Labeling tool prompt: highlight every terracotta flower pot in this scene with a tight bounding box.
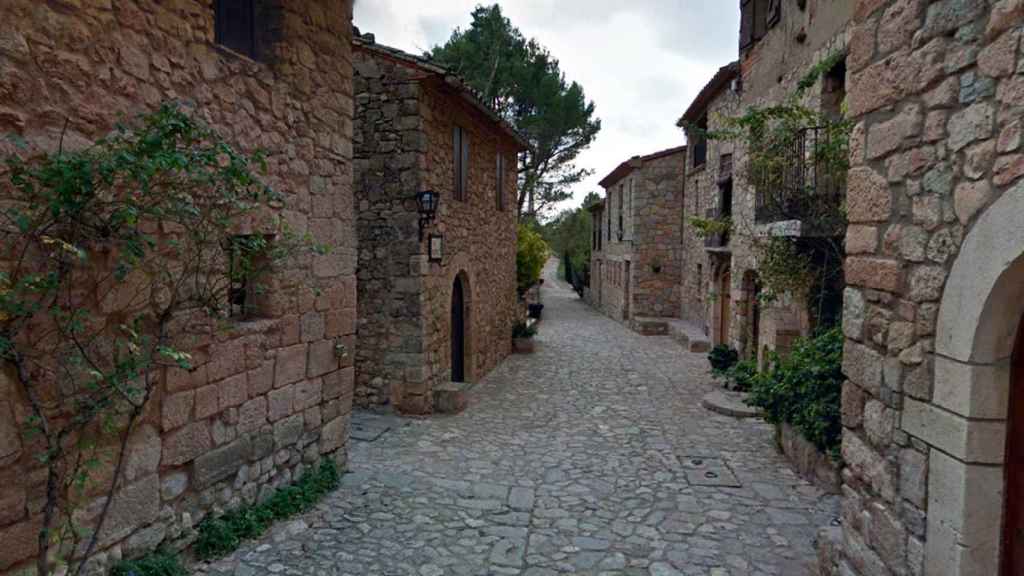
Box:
[512,337,535,354]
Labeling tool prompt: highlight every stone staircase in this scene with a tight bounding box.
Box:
[666,319,711,352]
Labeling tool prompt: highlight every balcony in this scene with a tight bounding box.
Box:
[753,126,845,237]
[703,207,731,254]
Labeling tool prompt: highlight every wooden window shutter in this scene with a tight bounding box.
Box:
[753,0,769,42]
[496,153,506,210]
[453,127,463,200]
[767,0,781,28]
[460,132,470,200]
[739,0,755,50]
[215,0,257,59]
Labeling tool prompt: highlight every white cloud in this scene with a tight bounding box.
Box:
[354,1,739,214]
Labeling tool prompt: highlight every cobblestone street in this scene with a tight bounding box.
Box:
[201,261,838,576]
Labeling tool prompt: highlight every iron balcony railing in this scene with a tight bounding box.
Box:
[753,125,845,231]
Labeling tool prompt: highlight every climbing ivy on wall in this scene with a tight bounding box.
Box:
[0,104,316,575]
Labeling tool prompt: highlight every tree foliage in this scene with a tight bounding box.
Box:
[540,191,598,295]
[430,4,601,217]
[516,223,549,294]
[0,104,314,575]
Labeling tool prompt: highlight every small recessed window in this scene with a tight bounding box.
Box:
[453,126,469,201]
[496,153,506,211]
[227,234,272,319]
[215,0,258,60]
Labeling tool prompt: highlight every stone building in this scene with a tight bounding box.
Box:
[678,62,742,351]
[832,1,1024,575]
[0,1,356,573]
[589,146,686,331]
[352,37,527,415]
[679,0,853,366]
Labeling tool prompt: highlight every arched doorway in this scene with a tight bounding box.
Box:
[451,276,466,382]
[1003,316,1024,574]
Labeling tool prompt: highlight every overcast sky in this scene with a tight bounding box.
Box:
[353,1,740,214]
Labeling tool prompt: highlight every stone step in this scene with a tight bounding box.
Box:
[433,382,469,414]
[701,389,763,418]
[630,316,671,336]
[666,320,711,352]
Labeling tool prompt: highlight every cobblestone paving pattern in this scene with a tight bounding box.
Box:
[199,260,839,576]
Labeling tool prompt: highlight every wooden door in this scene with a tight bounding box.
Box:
[719,269,732,346]
[1003,315,1024,574]
[451,277,465,383]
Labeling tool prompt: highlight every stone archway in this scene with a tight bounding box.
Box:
[448,268,475,383]
[923,184,1024,575]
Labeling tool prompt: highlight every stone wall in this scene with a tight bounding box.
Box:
[680,87,741,342]
[352,47,423,409]
[838,1,1024,575]
[419,81,520,405]
[594,172,636,322]
[630,150,686,319]
[0,1,355,573]
[353,45,520,414]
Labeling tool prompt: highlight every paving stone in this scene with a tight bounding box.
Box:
[198,261,838,576]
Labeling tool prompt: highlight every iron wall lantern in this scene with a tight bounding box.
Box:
[416,190,439,240]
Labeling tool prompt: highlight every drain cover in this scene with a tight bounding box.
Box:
[680,456,741,487]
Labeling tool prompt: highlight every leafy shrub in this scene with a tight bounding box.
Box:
[724,359,759,392]
[512,321,537,339]
[194,460,340,560]
[109,549,187,576]
[516,224,549,294]
[708,345,739,374]
[747,328,844,455]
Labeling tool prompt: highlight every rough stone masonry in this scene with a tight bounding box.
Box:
[0,1,356,573]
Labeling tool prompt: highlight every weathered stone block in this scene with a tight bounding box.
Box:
[195,383,220,420]
[293,378,323,412]
[160,471,188,502]
[97,475,161,547]
[900,448,928,508]
[844,341,884,396]
[845,225,878,255]
[0,400,22,463]
[268,384,294,422]
[842,382,865,429]
[946,101,995,152]
[0,516,41,570]
[846,167,892,222]
[864,399,895,446]
[124,424,161,482]
[161,421,212,466]
[978,27,1020,78]
[193,437,252,490]
[307,339,339,378]
[273,413,304,449]
[866,501,908,571]
[162,391,193,432]
[902,397,1006,464]
[248,361,274,398]
[218,373,248,410]
[842,432,895,502]
[320,414,348,454]
[846,257,902,292]
[907,265,946,302]
[275,343,307,387]
[238,396,268,435]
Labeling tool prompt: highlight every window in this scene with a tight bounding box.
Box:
[740,0,774,50]
[692,115,708,169]
[607,194,612,242]
[495,153,506,210]
[215,0,257,59]
[617,184,624,240]
[453,127,469,201]
[227,234,272,319]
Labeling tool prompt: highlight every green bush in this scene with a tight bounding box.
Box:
[109,549,187,576]
[724,359,759,392]
[516,224,549,294]
[512,321,537,339]
[747,328,844,455]
[194,460,340,560]
[708,345,739,374]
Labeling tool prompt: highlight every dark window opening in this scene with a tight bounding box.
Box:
[617,185,624,241]
[740,0,773,50]
[822,58,847,123]
[227,234,272,319]
[692,115,708,169]
[215,0,257,59]
[453,126,469,201]
[496,153,506,210]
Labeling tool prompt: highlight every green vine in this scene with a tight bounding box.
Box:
[688,216,732,238]
[0,103,314,575]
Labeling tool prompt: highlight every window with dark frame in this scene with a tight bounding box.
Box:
[740,0,775,50]
[496,153,506,210]
[617,184,624,240]
[227,234,272,320]
[215,0,258,60]
[453,126,469,201]
[692,115,708,168]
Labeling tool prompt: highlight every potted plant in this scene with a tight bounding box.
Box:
[512,322,538,353]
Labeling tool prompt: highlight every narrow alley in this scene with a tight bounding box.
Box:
[201,260,838,576]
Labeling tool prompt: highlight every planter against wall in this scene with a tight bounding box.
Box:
[512,337,535,354]
[775,423,841,494]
